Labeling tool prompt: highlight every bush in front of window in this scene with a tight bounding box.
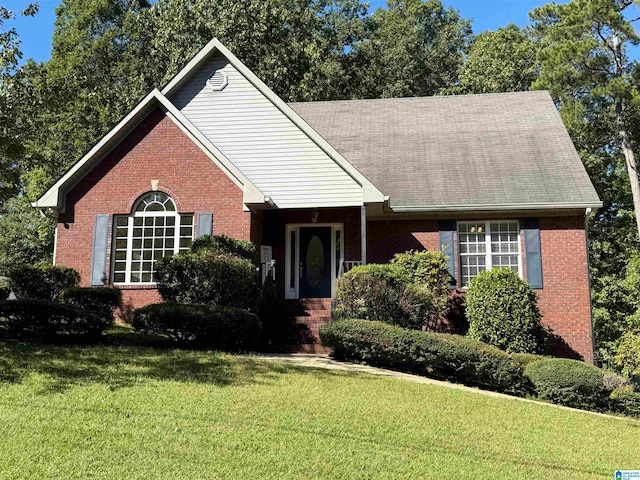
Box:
[319,319,528,395]
[190,234,259,264]
[524,358,606,410]
[390,249,451,300]
[155,250,256,308]
[8,265,80,302]
[336,264,423,329]
[131,303,262,351]
[465,268,546,354]
[0,298,112,340]
[61,287,122,319]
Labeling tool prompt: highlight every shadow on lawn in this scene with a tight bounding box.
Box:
[0,339,315,395]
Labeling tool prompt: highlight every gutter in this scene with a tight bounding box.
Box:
[390,202,604,213]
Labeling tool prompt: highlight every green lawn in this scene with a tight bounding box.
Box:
[0,341,637,479]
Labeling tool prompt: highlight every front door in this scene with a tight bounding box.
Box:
[299,227,332,298]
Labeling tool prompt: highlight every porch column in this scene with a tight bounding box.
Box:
[361,205,367,265]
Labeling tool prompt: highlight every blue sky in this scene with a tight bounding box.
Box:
[0,0,616,64]
[5,0,554,64]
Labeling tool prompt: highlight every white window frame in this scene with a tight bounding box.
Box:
[112,194,194,286]
[457,220,522,287]
[285,223,343,300]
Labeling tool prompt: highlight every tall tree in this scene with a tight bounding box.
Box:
[449,24,538,94]
[347,0,472,98]
[530,0,640,356]
[531,0,640,239]
[0,3,38,206]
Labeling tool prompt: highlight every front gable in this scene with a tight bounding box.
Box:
[163,39,384,209]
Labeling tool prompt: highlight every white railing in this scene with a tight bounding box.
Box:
[338,260,363,277]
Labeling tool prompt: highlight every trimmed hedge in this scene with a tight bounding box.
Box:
[0,299,111,339]
[319,319,527,395]
[155,251,256,307]
[8,265,80,301]
[510,352,549,369]
[336,264,440,330]
[190,234,259,264]
[524,358,605,410]
[609,390,640,418]
[61,287,122,317]
[466,268,546,354]
[132,303,262,351]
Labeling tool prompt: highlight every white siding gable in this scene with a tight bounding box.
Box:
[169,53,363,208]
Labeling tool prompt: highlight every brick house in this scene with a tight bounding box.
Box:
[34,39,602,361]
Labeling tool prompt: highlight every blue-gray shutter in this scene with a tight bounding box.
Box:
[90,214,109,286]
[438,221,456,287]
[523,218,543,289]
[197,213,213,238]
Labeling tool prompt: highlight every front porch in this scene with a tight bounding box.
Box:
[255,206,367,351]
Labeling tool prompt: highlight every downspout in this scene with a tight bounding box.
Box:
[361,206,367,265]
[584,207,597,365]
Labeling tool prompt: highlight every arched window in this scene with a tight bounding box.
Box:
[112,192,193,284]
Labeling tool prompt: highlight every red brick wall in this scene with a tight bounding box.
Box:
[56,108,250,310]
[367,215,594,362]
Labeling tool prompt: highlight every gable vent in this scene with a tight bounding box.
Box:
[207,70,228,91]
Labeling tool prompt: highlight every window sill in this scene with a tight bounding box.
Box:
[110,283,158,290]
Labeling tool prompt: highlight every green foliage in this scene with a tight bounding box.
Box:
[0,196,55,275]
[613,331,640,378]
[524,358,605,410]
[155,250,256,308]
[608,389,640,418]
[510,352,549,369]
[348,0,471,98]
[335,263,442,330]
[8,265,80,301]
[390,249,450,298]
[190,234,258,264]
[319,319,527,395]
[0,279,9,300]
[0,298,111,339]
[61,287,122,317]
[131,303,262,351]
[466,268,546,354]
[449,24,538,94]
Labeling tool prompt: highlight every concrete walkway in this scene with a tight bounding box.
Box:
[258,353,637,421]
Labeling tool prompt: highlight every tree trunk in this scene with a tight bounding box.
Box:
[617,107,640,239]
[613,32,640,239]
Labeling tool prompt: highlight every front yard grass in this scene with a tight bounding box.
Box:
[0,340,637,479]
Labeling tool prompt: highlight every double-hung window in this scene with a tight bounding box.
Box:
[112,192,193,284]
[458,221,520,287]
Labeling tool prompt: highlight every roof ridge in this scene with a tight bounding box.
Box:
[287,90,550,106]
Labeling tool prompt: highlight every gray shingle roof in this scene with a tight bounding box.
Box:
[289,91,601,210]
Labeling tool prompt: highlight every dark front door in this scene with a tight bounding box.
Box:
[299,227,332,298]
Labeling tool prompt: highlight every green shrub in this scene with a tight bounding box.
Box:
[0,280,10,300]
[61,287,122,318]
[336,264,440,330]
[190,234,258,264]
[8,265,80,301]
[0,299,111,339]
[524,358,605,410]
[510,352,549,369]
[466,268,545,354]
[391,249,451,299]
[155,251,256,307]
[131,303,262,351]
[609,389,640,418]
[319,320,527,395]
[613,331,640,377]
